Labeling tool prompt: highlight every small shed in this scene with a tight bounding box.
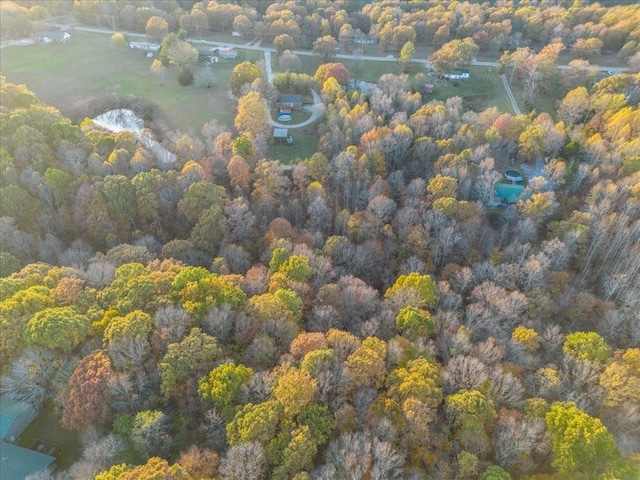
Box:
[276,94,302,110]
[0,398,36,443]
[273,128,293,144]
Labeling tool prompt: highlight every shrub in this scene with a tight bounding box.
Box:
[178,68,194,86]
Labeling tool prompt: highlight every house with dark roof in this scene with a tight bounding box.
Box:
[0,398,56,480]
[276,94,302,110]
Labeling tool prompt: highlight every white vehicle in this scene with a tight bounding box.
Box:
[232,31,242,37]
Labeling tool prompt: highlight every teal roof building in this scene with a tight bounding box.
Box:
[1,398,55,480]
[0,398,36,442]
[0,441,55,480]
[494,183,526,204]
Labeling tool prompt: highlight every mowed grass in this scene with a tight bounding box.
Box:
[17,409,81,470]
[269,127,319,165]
[0,31,260,133]
[429,66,513,113]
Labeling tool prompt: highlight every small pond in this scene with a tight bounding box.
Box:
[92,109,176,164]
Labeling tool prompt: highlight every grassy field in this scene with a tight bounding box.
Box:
[0,31,260,134]
[269,126,319,165]
[429,66,513,113]
[17,409,81,470]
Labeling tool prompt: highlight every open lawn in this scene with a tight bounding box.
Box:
[269,127,319,165]
[0,31,260,134]
[17,410,81,471]
[429,66,513,113]
[293,54,404,83]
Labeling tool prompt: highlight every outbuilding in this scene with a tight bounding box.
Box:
[219,48,238,59]
[444,69,470,80]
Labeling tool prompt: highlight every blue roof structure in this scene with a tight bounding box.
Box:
[0,399,31,440]
[0,441,55,480]
[495,183,525,203]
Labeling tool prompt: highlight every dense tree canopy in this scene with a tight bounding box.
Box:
[2,0,640,476]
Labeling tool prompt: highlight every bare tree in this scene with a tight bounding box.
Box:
[441,355,488,394]
[219,442,267,480]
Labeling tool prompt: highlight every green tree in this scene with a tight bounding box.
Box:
[297,404,335,445]
[430,38,479,73]
[103,310,153,346]
[165,39,198,70]
[119,457,190,480]
[313,35,339,62]
[24,306,90,352]
[387,357,442,407]
[231,136,254,160]
[427,174,458,200]
[563,331,611,367]
[278,255,312,283]
[159,328,222,397]
[395,306,435,340]
[273,367,317,417]
[235,92,269,138]
[230,61,262,96]
[446,389,496,429]
[398,41,416,72]
[250,289,303,326]
[545,402,619,478]
[178,181,228,226]
[226,400,282,445]
[150,59,167,85]
[345,337,387,389]
[111,32,127,51]
[274,34,295,56]
[131,410,171,459]
[385,272,439,309]
[272,425,317,480]
[198,362,254,415]
[480,465,511,480]
[146,15,168,42]
[0,252,20,277]
[0,185,41,230]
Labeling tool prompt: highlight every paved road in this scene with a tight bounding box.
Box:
[40,23,633,75]
[264,50,274,83]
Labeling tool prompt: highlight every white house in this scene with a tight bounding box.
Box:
[444,69,470,80]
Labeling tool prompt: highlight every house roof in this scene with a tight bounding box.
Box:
[495,183,525,203]
[277,94,302,103]
[273,128,289,138]
[0,441,55,480]
[0,399,32,440]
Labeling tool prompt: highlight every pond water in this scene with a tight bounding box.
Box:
[92,109,176,164]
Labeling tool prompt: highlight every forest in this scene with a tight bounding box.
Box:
[1,1,640,479]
